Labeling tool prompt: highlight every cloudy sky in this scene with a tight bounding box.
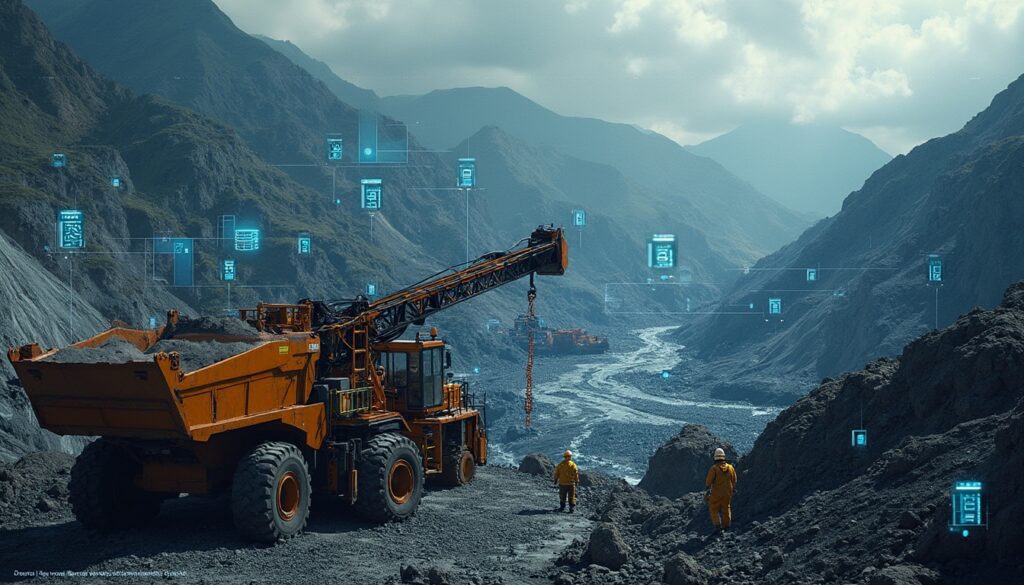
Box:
[214,0,1024,154]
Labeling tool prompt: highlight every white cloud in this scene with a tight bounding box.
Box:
[608,0,651,33]
[625,56,649,77]
[564,0,589,14]
[214,0,1024,154]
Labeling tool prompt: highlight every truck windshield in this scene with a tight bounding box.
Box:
[379,347,443,409]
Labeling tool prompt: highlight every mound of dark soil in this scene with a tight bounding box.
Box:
[43,337,147,364]
[145,339,262,372]
[167,316,260,339]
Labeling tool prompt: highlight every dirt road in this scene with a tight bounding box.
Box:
[1,462,594,585]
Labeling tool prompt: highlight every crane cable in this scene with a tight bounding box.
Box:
[525,273,536,428]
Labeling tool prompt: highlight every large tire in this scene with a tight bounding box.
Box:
[231,442,311,543]
[70,439,162,531]
[354,433,424,522]
[438,447,476,487]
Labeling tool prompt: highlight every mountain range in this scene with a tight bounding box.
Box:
[679,71,1024,403]
[687,121,892,217]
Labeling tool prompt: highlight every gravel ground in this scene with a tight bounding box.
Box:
[0,463,604,585]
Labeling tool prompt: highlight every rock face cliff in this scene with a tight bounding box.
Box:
[554,282,1024,585]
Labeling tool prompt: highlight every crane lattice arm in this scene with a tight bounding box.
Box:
[311,225,568,386]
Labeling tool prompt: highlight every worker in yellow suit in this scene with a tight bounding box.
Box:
[553,450,579,513]
[705,448,737,532]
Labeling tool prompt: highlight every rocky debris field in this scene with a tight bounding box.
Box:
[549,282,1024,585]
[0,456,618,585]
[44,337,262,372]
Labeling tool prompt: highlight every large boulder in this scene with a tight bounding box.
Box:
[639,424,738,499]
[663,552,710,585]
[518,453,554,477]
[585,523,630,570]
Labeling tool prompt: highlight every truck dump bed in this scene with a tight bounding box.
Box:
[8,324,326,448]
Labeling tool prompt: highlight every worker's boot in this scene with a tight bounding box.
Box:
[558,505,565,513]
[569,505,575,513]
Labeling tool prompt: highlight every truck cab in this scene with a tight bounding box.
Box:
[374,337,487,477]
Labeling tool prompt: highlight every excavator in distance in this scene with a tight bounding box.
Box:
[8,226,568,542]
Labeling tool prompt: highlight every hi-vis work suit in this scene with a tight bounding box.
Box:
[705,461,737,529]
[553,459,579,510]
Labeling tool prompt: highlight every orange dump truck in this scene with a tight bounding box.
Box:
[9,226,568,542]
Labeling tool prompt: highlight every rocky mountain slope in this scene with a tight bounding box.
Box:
[687,121,892,217]
[254,34,380,111]
[27,0,360,185]
[553,281,1024,585]
[383,87,811,267]
[0,232,107,461]
[680,72,1024,403]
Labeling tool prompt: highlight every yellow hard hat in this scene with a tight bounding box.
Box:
[564,450,572,459]
[714,448,726,461]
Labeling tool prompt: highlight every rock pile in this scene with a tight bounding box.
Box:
[518,453,554,477]
[638,424,738,499]
[0,451,73,529]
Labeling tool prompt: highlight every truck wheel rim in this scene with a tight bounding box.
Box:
[461,454,475,482]
[277,472,300,521]
[388,460,414,505]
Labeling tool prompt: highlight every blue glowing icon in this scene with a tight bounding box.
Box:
[57,210,85,249]
[366,282,377,297]
[297,235,311,255]
[660,370,670,379]
[458,158,476,187]
[111,176,121,188]
[748,302,755,310]
[928,255,943,283]
[806,268,817,282]
[571,209,587,228]
[223,259,236,281]
[51,153,66,168]
[951,481,983,530]
[361,179,382,210]
[851,429,867,447]
[648,234,676,269]
[327,136,343,161]
[473,366,481,375]
[148,316,157,328]
[359,110,408,163]
[234,229,260,252]
[768,298,782,315]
